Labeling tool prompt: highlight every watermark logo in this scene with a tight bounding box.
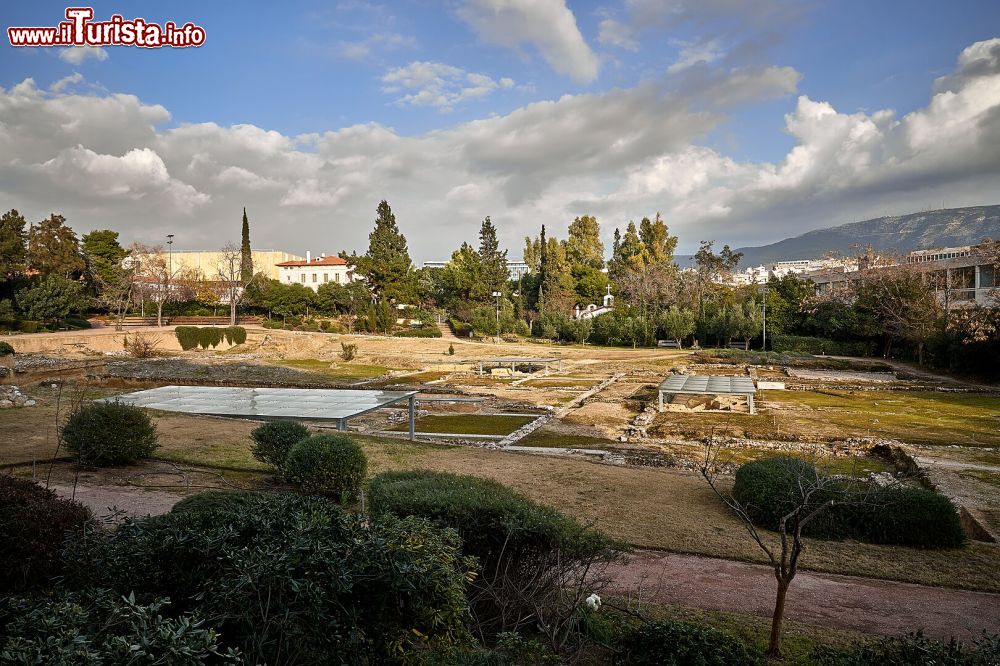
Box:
[7,7,206,49]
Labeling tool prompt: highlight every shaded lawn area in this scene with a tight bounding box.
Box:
[652,389,1000,448]
[390,414,534,435]
[269,359,391,382]
[518,429,624,450]
[4,403,997,594]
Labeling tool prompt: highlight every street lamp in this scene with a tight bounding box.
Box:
[492,291,502,342]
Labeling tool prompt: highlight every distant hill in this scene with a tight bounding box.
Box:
[698,205,1000,267]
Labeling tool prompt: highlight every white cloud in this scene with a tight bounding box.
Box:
[49,73,83,93]
[457,0,599,84]
[1,38,998,259]
[668,39,725,74]
[336,32,415,60]
[598,18,638,51]
[381,61,514,110]
[58,46,108,65]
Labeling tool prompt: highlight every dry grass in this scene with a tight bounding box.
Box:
[389,414,533,435]
[651,389,1000,447]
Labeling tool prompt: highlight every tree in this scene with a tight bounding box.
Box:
[0,209,28,281]
[701,446,875,658]
[565,215,604,270]
[240,208,253,284]
[216,243,255,325]
[637,213,677,267]
[16,275,84,324]
[734,297,764,350]
[27,214,85,278]
[658,306,696,347]
[82,230,128,288]
[854,260,941,363]
[130,243,186,327]
[478,216,509,297]
[352,200,416,304]
[441,242,482,312]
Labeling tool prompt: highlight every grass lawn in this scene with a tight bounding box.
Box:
[389,414,534,435]
[270,359,390,382]
[518,429,623,450]
[522,378,601,389]
[652,389,1000,447]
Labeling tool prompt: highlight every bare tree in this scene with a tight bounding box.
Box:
[700,440,876,658]
[93,260,137,331]
[130,243,187,327]
[215,243,255,325]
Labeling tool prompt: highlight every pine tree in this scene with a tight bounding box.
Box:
[240,208,253,284]
[0,209,28,281]
[478,216,509,297]
[27,214,85,278]
[355,200,416,303]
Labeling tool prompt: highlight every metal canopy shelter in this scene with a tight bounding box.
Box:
[657,375,758,414]
[104,385,419,440]
[477,356,560,376]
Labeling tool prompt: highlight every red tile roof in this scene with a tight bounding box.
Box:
[276,256,349,268]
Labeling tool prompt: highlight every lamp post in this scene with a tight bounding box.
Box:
[165,234,174,326]
[760,285,769,351]
[492,291,502,343]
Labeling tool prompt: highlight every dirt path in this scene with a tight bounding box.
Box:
[50,483,182,518]
[608,550,1000,641]
[828,356,999,392]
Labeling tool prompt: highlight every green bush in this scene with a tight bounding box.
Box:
[223,326,246,345]
[61,400,158,466]
[613,620,761,665]
[174,326,200,351]
[811,630,1000,665]
[0,476,91,593]
[249,421,310,471]
[369,471,621,636]
[170,490,259,520]
[395,326,443,338]
[262,319,282,329]
[732,457,965,548]
[283,434,367,497]
[62,492,473,664]
[18,320,40,333]
[0,340,14,356]
[0,590,236,664]
[340,341,357,361]
[449,318,473,338]
[64,314,92,330]
[198,327,224,349]
[771,334,876,357]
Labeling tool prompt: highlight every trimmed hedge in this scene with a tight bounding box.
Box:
[250,421,309,472]
[61,492,473,664]
[731,457,965,548]
[395,326,443,338]
[175,326,244,350]
[283,434,368,497]
[0,476,91,593]
[449,318,473,338]
[614,620,761,665]
[61,401,158,466]
[771,334,876,357]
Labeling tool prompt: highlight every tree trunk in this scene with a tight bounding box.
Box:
[230,299,237,326]
[767,578,789,658]
[156,301,164,327]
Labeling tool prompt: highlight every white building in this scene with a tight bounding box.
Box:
[277,252,355,292]
[422,258,531,280]
[574,288,615,320]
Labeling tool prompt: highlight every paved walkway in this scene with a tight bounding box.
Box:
[607,550,1000,640]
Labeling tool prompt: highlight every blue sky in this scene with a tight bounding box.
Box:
[1,1,999,259]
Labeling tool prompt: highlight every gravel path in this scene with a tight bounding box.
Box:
[50,483,182,518]
[608,550,1000,640]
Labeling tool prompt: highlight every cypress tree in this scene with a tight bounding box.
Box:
[356,200,415,303]
[240,208,253,283]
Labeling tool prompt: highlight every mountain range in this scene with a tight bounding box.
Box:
[681,205,1000,267]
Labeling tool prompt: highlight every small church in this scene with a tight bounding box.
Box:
[574,286,615,320]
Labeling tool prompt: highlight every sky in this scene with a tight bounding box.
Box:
[1,0,999,262]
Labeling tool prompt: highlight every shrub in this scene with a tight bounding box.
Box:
[283,434,367,497]
[223,325,246,345]
[262,319,282,329]
[732,457,965,548]
[395,326,443,338]
[62,492,473,664]
[340,341,357,361]
[249,420,309,471]
[614,620,761,665]
[369,471,622,638]
[448,343,455,356]
[122,330,161,358]
[0,590,236,664]
[174,325,200,351]
[771,334,876,357]
[198,326,224,349]
[170,490,259,520]
[62,400,158,466]
[0,340,14,356]
[449,318,473,338]
[811,630,1000,665]
[18,320,40,333]
[0,476,91,593]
